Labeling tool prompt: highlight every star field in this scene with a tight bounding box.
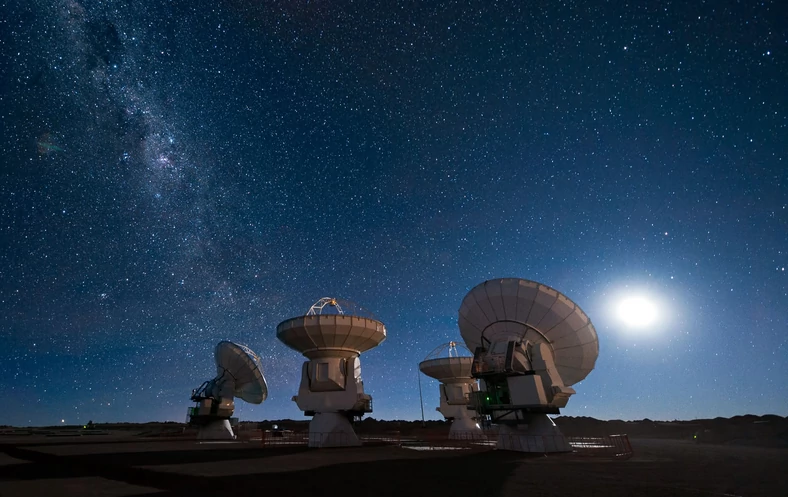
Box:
[1,0,786,426]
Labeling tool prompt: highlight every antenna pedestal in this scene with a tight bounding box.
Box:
[278,307,387,449]
[470,354,574,452]
[292,356,372,447]
[437,383,483,439]
[458,278,600,454]
[449,415,484,439]
[187,341,268,440]
[419,345,483,440]
[197,419,236,440]
[497,415,570,453]
[308,413,361,448]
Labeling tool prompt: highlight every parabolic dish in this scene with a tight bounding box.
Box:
[277,314,387,357]
[215,341,268,404]
[419,342,475,381]
[419,357,474,382]
[458,278,598,386]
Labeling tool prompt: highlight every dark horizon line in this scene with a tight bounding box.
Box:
[6,412,786,429]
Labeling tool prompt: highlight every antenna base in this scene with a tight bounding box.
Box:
[448,416,484,440]
[495,415,571,453]
[196,419,236,440]
[307,412,362,447]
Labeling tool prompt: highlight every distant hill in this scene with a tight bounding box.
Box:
[237,415,788,447]
[553,414,788,448]
[5,415,786,448]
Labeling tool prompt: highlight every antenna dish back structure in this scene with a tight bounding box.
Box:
[277,297,386,447]
[458,278,598,452]
[419,342,484,439]
[188,341,268,440]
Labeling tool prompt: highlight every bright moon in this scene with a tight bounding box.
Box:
[617,297,658,327]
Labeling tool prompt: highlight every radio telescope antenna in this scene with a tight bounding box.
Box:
[458,278,598,453]
[277,297,386,447]
[419,342,485,439]
[187,341,268,440]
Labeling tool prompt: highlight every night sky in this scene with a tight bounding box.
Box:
[1,0,786,427]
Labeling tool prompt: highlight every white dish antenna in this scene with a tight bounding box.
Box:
[419,341,475,381]
[277,299,386,358]
[458,278,598,453]
[459,278,598,386]
[188,341,268,440]
[419,342,484,439]
[277,297,385,447]
[215,341,268,404]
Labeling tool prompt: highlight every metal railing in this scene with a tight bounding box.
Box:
[402,430,633,457]
[496,433,572,452]
[567,434,634,458]
[496,433,634,458]
[250,428,632,458]
[254,430,402,448]
[401,431,496,450]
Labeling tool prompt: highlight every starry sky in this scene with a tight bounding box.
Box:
[1,0,786,427]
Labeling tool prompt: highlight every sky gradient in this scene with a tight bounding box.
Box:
[1,0,786,426]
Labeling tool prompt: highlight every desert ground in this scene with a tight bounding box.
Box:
[0,424,785,497]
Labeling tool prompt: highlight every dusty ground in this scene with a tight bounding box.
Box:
[0,434,785,497]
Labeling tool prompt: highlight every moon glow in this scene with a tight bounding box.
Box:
[617,296,658,328]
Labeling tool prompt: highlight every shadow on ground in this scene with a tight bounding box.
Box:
[0,444,521,496]
[2,439,786,497]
